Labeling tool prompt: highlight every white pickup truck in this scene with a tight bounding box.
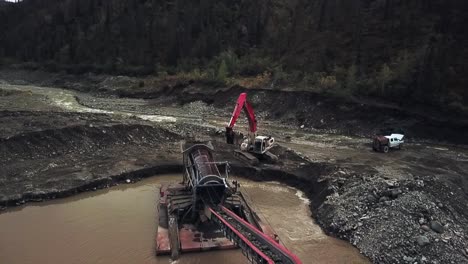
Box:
[373,133,405,153]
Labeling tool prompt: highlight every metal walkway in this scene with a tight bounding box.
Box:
[209,206,302,264]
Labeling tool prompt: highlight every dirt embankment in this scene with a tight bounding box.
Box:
[2,69,468,145]
[0,108,322,208]
[0,111,182,206]
[123,84,468,145]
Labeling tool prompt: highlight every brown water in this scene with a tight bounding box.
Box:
[0,175,369,264]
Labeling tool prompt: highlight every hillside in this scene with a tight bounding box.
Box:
[1,0,467,106]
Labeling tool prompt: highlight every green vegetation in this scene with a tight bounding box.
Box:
[216,60,228,81]
[0,0,467,108]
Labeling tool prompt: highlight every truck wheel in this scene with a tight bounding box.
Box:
[383,146,389,153]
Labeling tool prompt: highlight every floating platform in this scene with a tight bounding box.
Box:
[155,182,277,256]
[155,141,301,263]
[156,183,236,255]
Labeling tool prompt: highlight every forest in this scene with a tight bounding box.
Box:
[1,0,467,107]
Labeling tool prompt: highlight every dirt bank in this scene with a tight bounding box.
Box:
[142,85,468,145]
[0,111,182,206]
[1,69,468,144]
[0,109,320,208]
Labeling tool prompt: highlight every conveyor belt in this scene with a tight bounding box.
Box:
[209,206,302,264]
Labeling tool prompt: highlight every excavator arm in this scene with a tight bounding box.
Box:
[226,93,257,144]
[227,93,257,133]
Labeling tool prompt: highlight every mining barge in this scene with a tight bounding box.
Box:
[156,142,302,264]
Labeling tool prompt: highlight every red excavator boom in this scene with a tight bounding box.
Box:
[227,92,257,133]
[226,93,257,145]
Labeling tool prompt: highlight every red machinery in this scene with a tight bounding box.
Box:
[226,93,277,163]
[156,141,301,264]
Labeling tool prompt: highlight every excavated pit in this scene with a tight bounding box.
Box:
[0,175,371,264]
[0,113,372,263]
[0,107,331,211]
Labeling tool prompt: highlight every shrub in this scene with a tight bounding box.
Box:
[237,53,274,76]
[319,75,337,90]
[218,50,240,75]
[237,71,272,88]
[217,59,228,81]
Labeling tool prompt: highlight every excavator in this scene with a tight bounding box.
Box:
[225,93,277,164]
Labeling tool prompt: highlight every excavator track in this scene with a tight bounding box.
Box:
[234,149,260,165]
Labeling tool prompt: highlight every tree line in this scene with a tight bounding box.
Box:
[0,0,467,107]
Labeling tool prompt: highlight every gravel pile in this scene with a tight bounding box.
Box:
[182,101,216,118]
[316,171,468,264]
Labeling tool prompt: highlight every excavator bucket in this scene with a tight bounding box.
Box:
[226,127,235,144]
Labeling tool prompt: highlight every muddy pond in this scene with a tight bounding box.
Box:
[0,174,368,264]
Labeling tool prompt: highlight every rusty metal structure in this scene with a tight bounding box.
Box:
[156,141,302,264]
[182,141,231,211]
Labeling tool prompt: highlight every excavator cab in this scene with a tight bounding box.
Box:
[253,136,274,154]
[254,137,263,152]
